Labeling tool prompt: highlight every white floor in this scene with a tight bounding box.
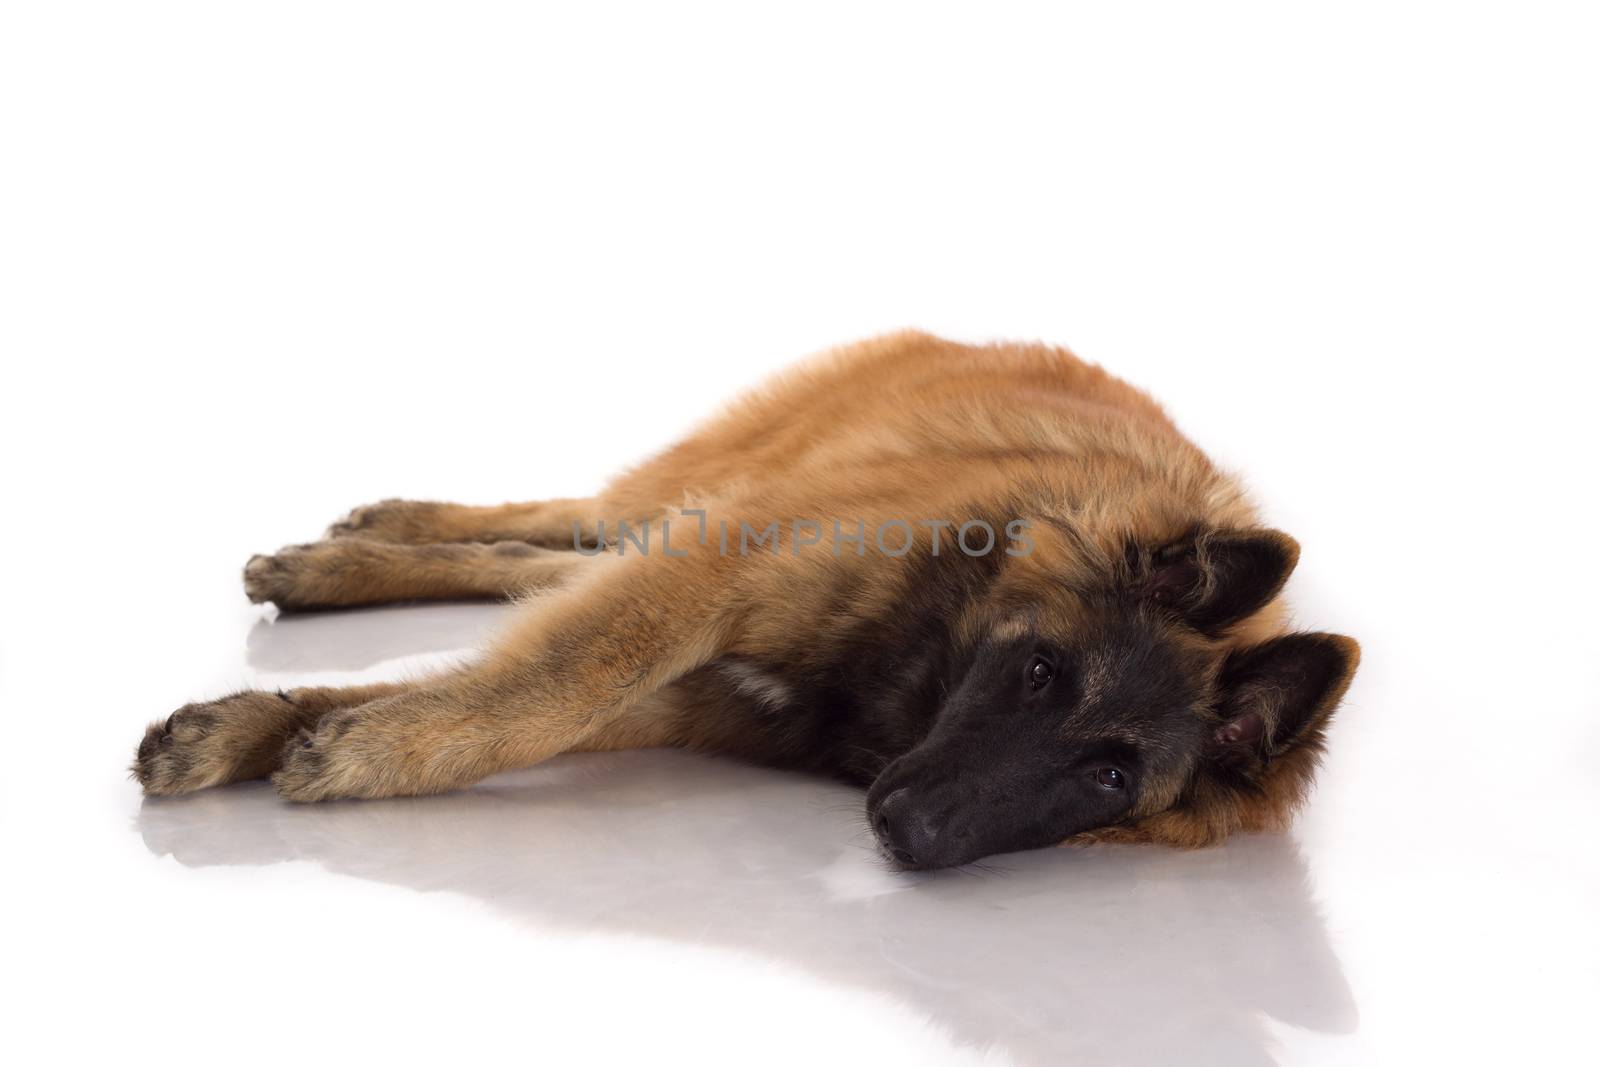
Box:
[3,468,1597,1066]
[5,6,1599,1063]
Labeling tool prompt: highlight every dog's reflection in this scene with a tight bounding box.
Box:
[138,750,1354,1066]
[246,602,513,673]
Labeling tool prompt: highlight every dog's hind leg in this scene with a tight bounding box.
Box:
[133,683,415,796]
[266,553,737,802]
[324,497,610,549]
[242,539,599,610]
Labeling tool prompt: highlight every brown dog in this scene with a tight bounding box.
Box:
[133,331,1358,868]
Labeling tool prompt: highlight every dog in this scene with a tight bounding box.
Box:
[133,331,1359,869]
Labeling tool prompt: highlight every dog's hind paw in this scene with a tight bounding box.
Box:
[324,499,445,543]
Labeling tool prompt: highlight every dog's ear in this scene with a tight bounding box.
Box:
[1140,529,1300,632]
[1207,633,1360,773]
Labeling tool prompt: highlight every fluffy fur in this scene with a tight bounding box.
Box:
[133,332,1358,864]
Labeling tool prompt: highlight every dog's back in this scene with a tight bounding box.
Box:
[601,331,1249,549]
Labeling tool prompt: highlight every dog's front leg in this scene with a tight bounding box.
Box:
[271,553,739,801]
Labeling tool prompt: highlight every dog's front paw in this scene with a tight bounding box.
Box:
[271,710,373,802]
[271,731,334,802]
[134,703,225,796]
[133,691,300,796]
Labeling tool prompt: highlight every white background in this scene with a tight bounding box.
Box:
[3,3,1597,1065]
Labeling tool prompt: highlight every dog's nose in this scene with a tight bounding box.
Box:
[870,787,941,868]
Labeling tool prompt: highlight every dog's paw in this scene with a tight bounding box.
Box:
[243,543,346,608]
[133,692,297,796]
[271,711,367,803]
[271,730,331,802]
[244,545,302,605]
[325,499,444,543]
[133,703,223,796]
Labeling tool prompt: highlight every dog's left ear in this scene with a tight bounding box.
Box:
[1208,633,1361,771]
[1140,529,1299,633]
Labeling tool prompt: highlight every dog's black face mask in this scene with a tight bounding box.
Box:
[864,615,1209,870]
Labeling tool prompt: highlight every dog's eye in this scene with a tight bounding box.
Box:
[1027,656,1053,690]
[1095,767,1126,790]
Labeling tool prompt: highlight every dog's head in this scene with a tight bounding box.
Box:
[865,527,1359,869]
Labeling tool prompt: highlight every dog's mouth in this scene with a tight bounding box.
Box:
[877,841,925,871]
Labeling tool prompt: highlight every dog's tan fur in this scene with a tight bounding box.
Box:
[134,332,1357,850]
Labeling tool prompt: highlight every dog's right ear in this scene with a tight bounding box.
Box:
[1206,632,1361,775]
[1138,529,1300,633]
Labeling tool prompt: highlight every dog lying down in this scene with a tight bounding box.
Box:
[134,332,1358,870]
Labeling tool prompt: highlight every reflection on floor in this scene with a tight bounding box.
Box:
[246,600,515,673]
[141,596,1355,1067]
[142,759,1353,1067]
